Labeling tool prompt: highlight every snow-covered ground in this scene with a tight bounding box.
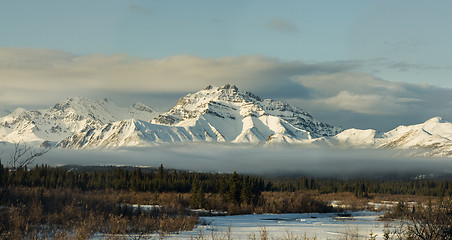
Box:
[137,211,397,240]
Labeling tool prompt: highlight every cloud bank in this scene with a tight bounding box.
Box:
[17,144,452,179]
[1,48,451,131]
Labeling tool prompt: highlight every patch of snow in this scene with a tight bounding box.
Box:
[139,211,397,240]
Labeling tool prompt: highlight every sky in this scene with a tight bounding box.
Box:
[1,0,452,131]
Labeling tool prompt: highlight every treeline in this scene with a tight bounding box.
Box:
[2,163,452,199]
[272,177,452,197]
[0,163,266,207]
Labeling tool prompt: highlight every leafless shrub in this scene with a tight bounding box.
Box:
[402,200,452,240]
[0,142,50,201]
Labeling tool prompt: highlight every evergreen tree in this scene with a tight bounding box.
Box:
[227,171,241,204]
[240,184,252,205]
[190,179,204,209]
[0,161,5,187]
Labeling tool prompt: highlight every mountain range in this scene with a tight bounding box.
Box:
[1,84,452,157]
[0,97,158,143]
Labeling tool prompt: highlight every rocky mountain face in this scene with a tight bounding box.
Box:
[57,85,342,148]
[0,97,158,143]
[152,84,342,138]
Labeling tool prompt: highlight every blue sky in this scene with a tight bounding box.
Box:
[1,1,452,130]
[2,1,365,59]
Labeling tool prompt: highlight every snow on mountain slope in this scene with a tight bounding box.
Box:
[58,114,313,149]
[326,129,378,148]
[0,97,159,143]
[315,117,452,156]
[4,85,452,157]
[152,84,341,139]
[56,119,199,148]
[375,117,452,156]
[58,84,337,148]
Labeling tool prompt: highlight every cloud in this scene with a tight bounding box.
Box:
[317,91,403,115]
[0,48,355,106]
[384,40,428,53]
[22,144,452,179]
[267,18,298,32]
[1,48,452,131]
[128,4,152,15]
[292,72,403,97]
[289,72,452,130]
[388,62,451,72]
[210,18,223,23]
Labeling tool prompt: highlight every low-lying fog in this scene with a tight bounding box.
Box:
[3,143,452,179]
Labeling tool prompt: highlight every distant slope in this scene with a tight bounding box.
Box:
[315,117,452,156]
[0,97,158,143]
[57,119,197,148]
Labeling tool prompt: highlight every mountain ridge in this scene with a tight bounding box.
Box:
[152,84,341,138]
[314,116,452,156]
[57,84,339,148]
[1,85,452,157]
[0,97,159,143]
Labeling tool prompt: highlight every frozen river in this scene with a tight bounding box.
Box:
[156,211,396,240]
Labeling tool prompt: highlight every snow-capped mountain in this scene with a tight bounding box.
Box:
[317,117,452,156]
[57,119,197,148]
[57,84,342,148]
[0,97,159,143]
[152,84,341,138]
[3,85,452,157]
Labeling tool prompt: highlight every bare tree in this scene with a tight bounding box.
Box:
[403,201,452,240]
[0,142,50,201]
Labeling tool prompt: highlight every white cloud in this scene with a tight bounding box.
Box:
[267,18,298,32]
[288,72,452,130]
[1,48,452,131]
[311,91,423,115]
[0,48,354,105]
[28,144,452,178]
[128,4,152,15]
[319,91,399,115]
[289,72,416,115]
[292,72,406,97]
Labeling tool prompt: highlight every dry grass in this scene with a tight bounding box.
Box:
[0,187,198,240]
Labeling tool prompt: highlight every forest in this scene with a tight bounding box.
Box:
[3,163,452,198]
[2,161,452,239]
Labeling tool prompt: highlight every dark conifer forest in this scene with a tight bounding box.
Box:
[2,163,452,199]
[2,162,452,239]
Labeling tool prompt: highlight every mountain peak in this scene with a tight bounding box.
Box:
[0,97,159,143]
[131,102,154,111]
[219,84,238,91]
[424,116,444,124]
[51,97,104,113]
[58,85,342,148]
[10,107,28,116]
[204,84,238,91]
[153,84,342,138]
